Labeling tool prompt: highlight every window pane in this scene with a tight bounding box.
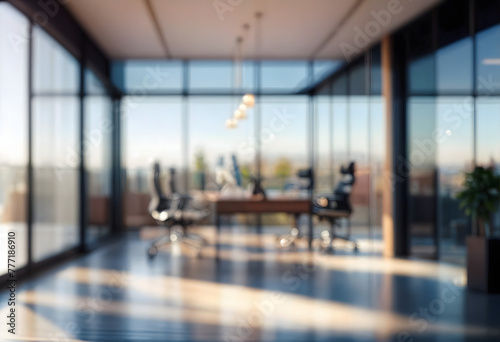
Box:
[85,69,107,95]
[407,97,437,259]
[476,97,500,238]
[188,97,256,191]
[85,92,113,245]
[119,60,183,93]
[122,97,183,227]
[349,97,369,236]
[314,96,332,193]
[260,96,308,195]
[33,27,79,94]
[332,96,349,183]
[189,61,232,92]
[436,97,474,264]
[32,23,81,261]
[371,45,382,96]
[476,24,500,96]
[261,61,309,92]
[189,61,255,92]
[332,74,348,96]
[408,54,436,95]
[370,97,385,241]
[32,97,80,261]
[477,98,500,167]
[313,60,342,83]
[436,37,473,94]
[0,3,29,274]
[349,61,366,95]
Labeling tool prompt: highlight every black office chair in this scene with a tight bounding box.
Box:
[148,162,210,258]
[276,162,358,252]
[312,162,359,252]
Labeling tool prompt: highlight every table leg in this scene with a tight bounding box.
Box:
[216,214,221,262]
[256,214,262,235]
[308,214,313,250]
[292,214,298,230]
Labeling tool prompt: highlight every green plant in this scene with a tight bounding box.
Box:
[456,166,500,237]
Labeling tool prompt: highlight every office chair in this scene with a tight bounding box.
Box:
[276,163,358,252]
[148,162,210,258]
[312,162,359,252]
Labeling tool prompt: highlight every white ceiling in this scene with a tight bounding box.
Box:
[65,0,443,61]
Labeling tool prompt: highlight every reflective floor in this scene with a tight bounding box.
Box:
[1,226,499,342]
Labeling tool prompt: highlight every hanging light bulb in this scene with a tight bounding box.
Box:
[226,118,237,129]
[234,109,247,120]
[238,103,248,112]
[242,94,255,108]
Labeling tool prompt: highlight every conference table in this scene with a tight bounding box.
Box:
[213,196,313,259]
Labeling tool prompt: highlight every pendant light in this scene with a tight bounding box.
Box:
[226,36,243,129]
[241,12,262,109]
[242,94,255,108]
[226,118,238,128]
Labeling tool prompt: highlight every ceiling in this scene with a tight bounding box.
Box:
[65,0,443,61]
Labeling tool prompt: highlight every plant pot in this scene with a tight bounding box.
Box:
[467,236,500,293]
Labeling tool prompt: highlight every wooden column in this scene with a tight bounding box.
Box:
[382,36,395,258]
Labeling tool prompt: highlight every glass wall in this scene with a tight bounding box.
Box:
[400,0,500,264]
[119,51,384,249]
[0,3,29,274]
[0,3,116,278]
[312,48,384,248]
[32,27,80,261]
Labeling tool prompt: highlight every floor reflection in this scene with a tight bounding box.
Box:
[0,228,499,342]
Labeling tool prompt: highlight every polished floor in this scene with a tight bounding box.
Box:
[1,226,500,342]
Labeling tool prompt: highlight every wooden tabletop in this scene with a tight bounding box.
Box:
[215,197,311,214]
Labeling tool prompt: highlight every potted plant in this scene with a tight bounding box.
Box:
[456,166,500,293]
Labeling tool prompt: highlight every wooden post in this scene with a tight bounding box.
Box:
[382,36,395,258]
